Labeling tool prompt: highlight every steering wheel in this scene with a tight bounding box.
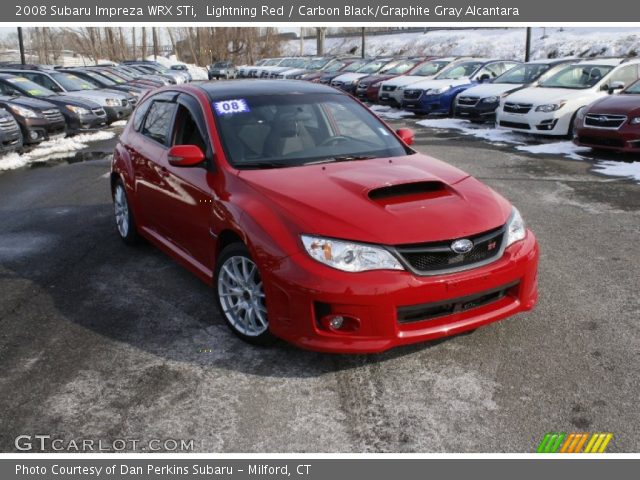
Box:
[318,135,350,147]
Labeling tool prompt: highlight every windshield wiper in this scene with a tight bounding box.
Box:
[303,155,375,166]
[235,161,288,169]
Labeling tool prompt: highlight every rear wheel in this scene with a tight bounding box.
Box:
[215,243,274,345]
[113,179,140,245]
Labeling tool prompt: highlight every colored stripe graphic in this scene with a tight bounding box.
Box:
[538,433,613,453]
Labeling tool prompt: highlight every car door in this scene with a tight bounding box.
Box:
[128,91,179,240]
[159,93,217,271]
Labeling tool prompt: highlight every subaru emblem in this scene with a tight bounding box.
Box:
[451,239,474,254]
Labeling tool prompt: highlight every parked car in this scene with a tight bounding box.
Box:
[0,68,133,124]
[208,61,237,80]
[355,58,426,103]
[454,59,575,122]
[0,107,23,153]
[312,59,369,84]
[110,80,539,353]
[170,64,192,82]
[128,63,188,84]
[496,58,640,136]
[119,64,177,85]
[573,78,640,152]
[331,58,395,94]
[58,68,150,100]
[237,59,270,78]
[402,59,521,115]
[0,95,66,145]
[278,57,340,80]
[0,74,107,134]
[378,58,460,106]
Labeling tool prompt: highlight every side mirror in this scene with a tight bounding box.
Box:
[609,81,625,93]
[479,73,491,83]
[167,145,205,167]
[396,128,415,146]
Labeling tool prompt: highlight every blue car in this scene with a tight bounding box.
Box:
[401,59,521,115]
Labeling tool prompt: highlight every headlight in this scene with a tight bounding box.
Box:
[301,235,404,272]
[576,106,588,120]
[66,105,91,115]
[425,87,448,95]
[630,117,640,125]
[370,81,381,88]
[535,103,565,113]
[105,98,120,106]
[8,105,40,118]
[128,90,140,97]
[481,96,499,104]
[506,207,526,247]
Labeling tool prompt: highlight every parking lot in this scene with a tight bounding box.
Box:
[1,117,639,453]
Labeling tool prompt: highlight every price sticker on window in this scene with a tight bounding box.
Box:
[213,99,250,115]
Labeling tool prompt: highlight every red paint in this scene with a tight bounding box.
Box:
[112,83,539,353]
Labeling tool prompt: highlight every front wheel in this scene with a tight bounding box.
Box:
[215,243,274,345]
[113,179,140,245]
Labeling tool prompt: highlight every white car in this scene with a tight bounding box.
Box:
[378,57,460,106]
[496,58,640,136]
[330,58,394,93]
[454,59,575,121]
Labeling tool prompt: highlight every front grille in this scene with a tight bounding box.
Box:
[457,96,480,107]
[584,114,626,129]
[500,120,530,130]
[41,108,64,122]
[577,135,626,148]
[331,80,343,88]
[403,89,423,100]
[0,117,18,132]
[504,102,533,114]
[397,282,518,324]
[382,85,397,92]
[92,107,106,117]
[394,226,505,274]
[358,82,369,89]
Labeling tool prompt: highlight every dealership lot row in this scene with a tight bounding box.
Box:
[0,114,638,451]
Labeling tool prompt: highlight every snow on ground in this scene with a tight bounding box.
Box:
[368,105,415,120]
[416,118,527,145]
[148,55,209,80]
[284,27,640,60]
[0,131,115,172]
[109,120,128,127]
[592,161,640,182]
[515,142,591,161]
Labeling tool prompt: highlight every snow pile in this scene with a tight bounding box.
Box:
[110,120,128,127]
[515,142,591,160]
[416,118,527,145]
[593,160,640,182]
[147,55,209,80]
[0,131,115,172]
[369,105,415,120]
[284,27,640,60]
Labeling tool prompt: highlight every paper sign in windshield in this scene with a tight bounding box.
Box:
[213,99,250,115]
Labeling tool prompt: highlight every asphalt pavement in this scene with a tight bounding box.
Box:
[0,122,638,452]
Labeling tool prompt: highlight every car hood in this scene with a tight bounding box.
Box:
[0,95,58,111]
[387,75,437,88]
[45,94,102,109]
[359,74,394,85]
[333,73,369,83]
[586,93,640,115]
[237,154,511,245]
[405,77,472,91]
[65,90,122,103]
[461,83,523,98]
[506,86,596,105]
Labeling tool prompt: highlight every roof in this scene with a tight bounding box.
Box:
[577,58,626,66]
[196,80,342,101]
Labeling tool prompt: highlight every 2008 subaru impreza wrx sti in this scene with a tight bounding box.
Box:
[111,80,539,353]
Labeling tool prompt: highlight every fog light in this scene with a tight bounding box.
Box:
[330,316,344,329]
[29,131,39,140]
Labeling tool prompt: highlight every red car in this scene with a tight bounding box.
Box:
[574,80,640,152]
[355,58,427,103]
[111,80,539,353]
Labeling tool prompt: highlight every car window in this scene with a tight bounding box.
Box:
[475,63,506,79]
[141,101,177,146]
[21,72,60,91]
[608,64,639,87]
[132,99,153,131]
[412,61,449,77]
[172,105,207,153]
[622,79,640,94]
[540,64,615,89]
[495,63,552,84]
[437,62,484,79]
[213,92,407,168]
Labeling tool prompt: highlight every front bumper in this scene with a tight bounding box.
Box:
[21,116,67,145]
[574,124,640,152]
[497,108,573,136]
[264,232,539,353]
[403,93,451,115]
[455,101,499,121]
[67,112,108,134]
[0,123,22,152]
[379,89,403,106]
[104,104,133,123]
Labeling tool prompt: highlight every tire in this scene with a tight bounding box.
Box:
[215,243,274,346]
[113,179,140,245]
[567,110,580,139]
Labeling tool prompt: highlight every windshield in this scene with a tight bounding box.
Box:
[495,63,552,84]
[264,59,281,66]
[94,70,125,84]
[3,76,55,97]
[540,64,614,89]
[384,60,421,75]
[357,61,389,74]
[623,80,640,94]
[51,72,96,91]
[79,71,116,86]
[279,58,306,68]
[213,93,408,169]
[342,61,367,72]
[213,62,229,68]
[436,62,484,80]
[308,58,328,70]
[324,62,346,73]
[411,61,449,77]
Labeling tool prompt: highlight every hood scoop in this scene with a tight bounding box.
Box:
[368,181,452,206]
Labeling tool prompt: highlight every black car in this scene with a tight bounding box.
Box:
[0,107,22,153]
[0,73,107,134]
[58,68,149,103]
[0,94,66,145]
